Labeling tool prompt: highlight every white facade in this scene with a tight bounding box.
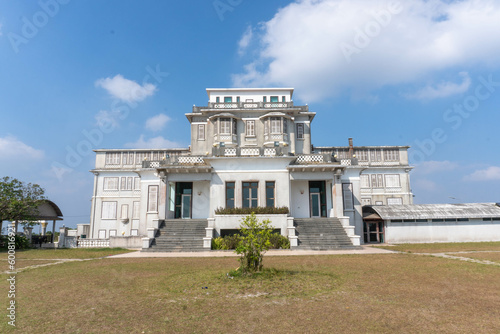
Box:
[89,88,414,246]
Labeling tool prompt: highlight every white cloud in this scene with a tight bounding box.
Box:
[95,110,120,129]
[414,160,458,175]
[124,135,184,149]
[406,72,471,100]
[95,74,157,103]
[467,166,500,181]
[238,25,253,56]
[232,0,500,102]
[0,136,44,161]
[145,114,171,132]
[413,178,438,191]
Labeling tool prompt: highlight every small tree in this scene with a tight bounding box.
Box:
[235,213,273,274]
[0,177,46,230]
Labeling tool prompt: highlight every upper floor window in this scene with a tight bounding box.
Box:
[198,124,205,140]
[270,117,281,134]
[236,96,240,103]
[270,96,279,102]
[123,152,134,165]
[246,120,255,137]
[101,201,117,219]
[384,149,399,161]
[356,149,368,161]
[385,174,401,187]
[216,97,220,103]
[135,152,149,164]
[233,118,237,135]
[296,123,304,139]
[263,96,267,102]
[120,177,133,190]
[224,96,232,103]
[282,96,286,102]
[370,149,382,162]
[105,152,121,165]
[220,118,231,135]
[103,177,119,191]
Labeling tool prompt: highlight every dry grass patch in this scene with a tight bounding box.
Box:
[0,247,133,260]
[0,254,499,333]
[375,241,500,253]
[1,259,63,271]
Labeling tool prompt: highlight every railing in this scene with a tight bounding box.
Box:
[294,155,358,165]
[78,239,110,248]
[212,146,284,157]
[142,156,207,168]
[193,102,308,112]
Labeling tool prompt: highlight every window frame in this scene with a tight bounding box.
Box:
[103,177,119,191]
[296,123,304,139]
[246,120,255,137]
[147,185,159,213]
[101,201,117,219]
[265,181,275,208]
[198,124,206,141]
[242,181,259,208]
[226,182,235,209]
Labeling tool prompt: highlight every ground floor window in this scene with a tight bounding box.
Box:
[364,221,384,243]
[242,182,258,208]
[226,182,235,208]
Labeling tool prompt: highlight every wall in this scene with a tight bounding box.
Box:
[213,214,288,236]
[385,219,500,243]
[109,236,143,248]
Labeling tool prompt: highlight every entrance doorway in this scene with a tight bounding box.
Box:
[363,221,384,243]
[309,181,326,217]
[175,182,192,219]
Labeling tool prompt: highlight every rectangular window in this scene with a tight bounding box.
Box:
[198,124,205,140]
[224,96,232,103]
[120,177,134,190]
[233,118,237,135]
[135,152,149,164]
[226,182,235,208]
[282,96,286,102]
[385,174,401,187]
[264,121,269,134]
[103,177,119,191]
[356,149,369,161]
[236,96,240,103]
[384,149,400,161]
[370,149,382,162]
[148,185,159,212]
[216,97,220,103]
[98,230,106,239]
[296,123,304,139]
[105,152,121,165]
[242,182,258,208]
[109,230,117,237]
[342,183,354,211]
[360,174,370,188]
[134,177,141,190]
[246,120,255,136]
[270,96,279,102]
[123,152,134,165]
[370,174,384,188]
[266,181,275,207]
[337,149,349,159]
[270,117,281,134]
[133,201,140,219]
[263,96,267,102]
[120,204,129,219]
[283,119,287,133]
[387,197,403,205]
[101,201,117,219]
[220,118,231,135]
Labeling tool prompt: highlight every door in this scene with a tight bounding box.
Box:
[310,193,321,217]
[181,194,192,219]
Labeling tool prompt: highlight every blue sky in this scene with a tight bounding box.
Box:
[1,0,500,229]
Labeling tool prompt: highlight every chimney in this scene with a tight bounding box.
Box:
[348,138,353,158]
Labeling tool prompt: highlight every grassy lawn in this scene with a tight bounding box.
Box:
[0,247,134,260]
[1,253,499,333]
[374,241,500,253]
[455,252,500,264]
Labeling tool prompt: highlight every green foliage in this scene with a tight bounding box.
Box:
[269,233,291,249]
[235,213,273,274]
[0,176,46,225]
[212,233,289,250]
[0,235,31,250]
[214,206,289,215]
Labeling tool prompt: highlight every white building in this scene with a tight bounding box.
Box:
[88,88,413,250]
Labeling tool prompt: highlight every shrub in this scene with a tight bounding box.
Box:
[0,235,31,250]
[214,206,289,215]
[235,213,273,274]
[269,233,290,249]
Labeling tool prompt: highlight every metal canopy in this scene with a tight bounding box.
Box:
[366,203,500,220]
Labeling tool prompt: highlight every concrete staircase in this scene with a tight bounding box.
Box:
[144,219,208,252]
[294,218,360,250]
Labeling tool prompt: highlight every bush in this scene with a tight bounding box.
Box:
[214,206,289,215]
[269,233,290,249]
[0,235,31,250]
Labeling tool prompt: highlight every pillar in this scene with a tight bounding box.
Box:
[40,221,48,236]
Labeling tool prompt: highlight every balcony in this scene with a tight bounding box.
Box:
[142,156,207,168]
[192,102,309,112]
[294,154,358,166]
[212,146,284,157]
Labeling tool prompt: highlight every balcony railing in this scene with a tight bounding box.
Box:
[142,156,207,168]
[192,102,309,112]
[294,154,358,165]
[212,146,284,157]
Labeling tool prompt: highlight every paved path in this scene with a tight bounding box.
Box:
[415,251,500,267]
[107,246,396,258]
